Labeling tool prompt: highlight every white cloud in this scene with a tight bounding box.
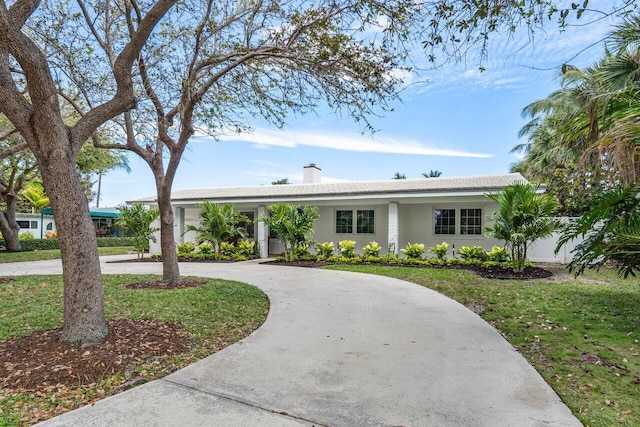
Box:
[215,128,493,158]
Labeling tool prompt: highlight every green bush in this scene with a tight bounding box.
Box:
[293,242,313,260]
[338,240,357,258]
[18,231,35,240]
[315,242,335,260]
[238,240,256,258]
[446,257,463,265]
[197,241,214,255]
[0,236,135,252]
[97,237,136,247]
[219,242,237,257]
[177,242,196,255]
[428,242,448,260]
[401,242,425,260]
[362,241,382,257]
[485,246,510,262]
[458,245,484,261]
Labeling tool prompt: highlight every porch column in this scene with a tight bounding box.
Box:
[388,202,399,254]
[257,205,268,259]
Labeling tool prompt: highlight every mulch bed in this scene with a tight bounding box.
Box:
[262,260,553,280]
[0,318,194,393]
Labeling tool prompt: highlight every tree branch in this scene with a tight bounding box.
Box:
[70,0,176,149]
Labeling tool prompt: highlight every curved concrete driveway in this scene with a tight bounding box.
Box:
[1,257,580,426]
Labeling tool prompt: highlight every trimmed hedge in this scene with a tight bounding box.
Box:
[0,237,136,252]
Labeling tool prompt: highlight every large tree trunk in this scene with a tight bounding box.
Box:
[157,181,180,283]
[0,186,22,251]
[39,143,107,347]
[0,192,22,251]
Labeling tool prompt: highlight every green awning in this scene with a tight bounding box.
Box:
[42,207,121,218]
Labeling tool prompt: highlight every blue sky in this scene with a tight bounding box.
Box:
[97,4,622,207]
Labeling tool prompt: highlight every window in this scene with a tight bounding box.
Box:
[335,210,353,234]
[46,223,53,231]
[434,209,456,235]
[17,220,30,229]
[31,221,38,229]
[460,208,482,235]
[240,212,255,239]
[356,210,375,234]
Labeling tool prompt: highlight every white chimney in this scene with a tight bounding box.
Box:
[303,163,321,184]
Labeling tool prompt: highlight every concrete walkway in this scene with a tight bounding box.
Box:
[1,256,581,426]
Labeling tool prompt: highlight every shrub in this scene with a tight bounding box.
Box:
[315,242,335,260]
[293,242,313,260]
[339,240,357,258]
[428,242,448,260]
[458,245,484,261]
[177,242,196,255]
[486,246,510,262]
[447,257,462,265]
[238,240,256,258]
[44,231,57,239]
[219,242,237,257]
[18,238,59,251]
[401,242,425,260]
[197,241,214,255]
[362,241,382,257]
[96,237,136,247]
[18,231,35,240]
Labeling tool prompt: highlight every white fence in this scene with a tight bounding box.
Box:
[527,218,580,264]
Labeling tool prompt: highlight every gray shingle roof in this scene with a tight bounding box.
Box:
[132,173,527,203]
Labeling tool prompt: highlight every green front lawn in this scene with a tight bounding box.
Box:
[325,264,640,427]
[0,274,269,425]
[0,246,135,263]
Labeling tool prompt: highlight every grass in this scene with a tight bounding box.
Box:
[0,274,269,425]
[324,264,640,427]
[0,246,136,263]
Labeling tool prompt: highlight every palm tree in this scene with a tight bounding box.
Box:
[261,203,319,261]
[392,172,406,179]
[116,203,160,259]
[422,170,442,178]
[185,202,249,254]
[485,183,560,272]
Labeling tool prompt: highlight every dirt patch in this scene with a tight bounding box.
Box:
[0,277,16,284]
[125,279,208,289]
[0,318,193,393]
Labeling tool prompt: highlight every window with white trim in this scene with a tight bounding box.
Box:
[460,208,482,235]
[336,209,375,234]
[336,210,353,234]
[434,209,455,235]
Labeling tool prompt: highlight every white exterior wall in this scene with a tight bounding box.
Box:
[398,199,502,258]
[527,218,580,264]
[309,204,389,255]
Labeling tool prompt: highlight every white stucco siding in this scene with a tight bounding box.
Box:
[397,198,503,257]
[312,205,389,255]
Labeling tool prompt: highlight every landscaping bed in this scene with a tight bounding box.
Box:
[263,259,553,280]
[0,275,269,426]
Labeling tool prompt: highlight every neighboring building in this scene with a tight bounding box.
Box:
[28,207,122,238]
[136,165,531,259]
[15,212,56,238]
